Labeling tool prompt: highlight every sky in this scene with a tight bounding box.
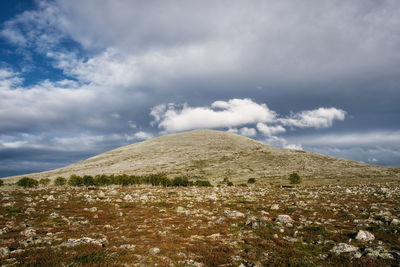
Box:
[0,0,399,178]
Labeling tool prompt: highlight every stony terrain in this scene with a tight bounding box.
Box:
[1,182,399,266]
[4,130,399,184]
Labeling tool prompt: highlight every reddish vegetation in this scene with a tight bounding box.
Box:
[0,182,399,266]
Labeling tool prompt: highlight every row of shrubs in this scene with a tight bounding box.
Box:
[14,174,213,188]
[6,172,301,188]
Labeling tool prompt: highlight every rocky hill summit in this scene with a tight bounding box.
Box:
[3,129,399,184]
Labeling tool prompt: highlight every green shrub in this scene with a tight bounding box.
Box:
[227,181,233,186]
[160,176,172,187]
[54,177,67,186]
[247,178,256,184]
[172,176,189,187]
[39,178,51,186]
[0,179,4,186]
[82,175,95,186]
[68,174,83,186]
[194,180,212,187]
[94,175,111,186]
[17,177,38,188]
[149,173,168,186]
[116,174,133,186]
[289,172,302,184]
[238,183,248,187]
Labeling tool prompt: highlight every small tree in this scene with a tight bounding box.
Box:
[0,180,4,186]
[17,177,39,188]
[54,177,67,186]
[172,177,189,187]
[247,178,256,184]
[94,175,111,186]
[194,180,212,187]
[39,178,51,187]
[82,175,95,186]
[289,172,302,184]
[68,174,83,186]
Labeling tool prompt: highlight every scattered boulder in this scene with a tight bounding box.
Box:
[61,237,107,247]
[276,215,293,225]
[270,204,279,210]
[331,243,358,254]
[124,194,133,201]
[283,236,298,242]
[149,247,160,255]
[245,215,267,229]
[120,244,136,250]
[365,246,394,259]
[226,211,245,218]
[355,230,374,242]
[22,228,36,237]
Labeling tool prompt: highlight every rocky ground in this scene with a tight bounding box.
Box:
[0,182,399,266]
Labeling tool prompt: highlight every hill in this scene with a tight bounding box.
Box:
[3,129,399,184]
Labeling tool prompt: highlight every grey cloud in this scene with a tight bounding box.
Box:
[0,0,399,177]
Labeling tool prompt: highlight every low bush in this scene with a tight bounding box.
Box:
[149,173,168,186]
[194,180,212,187]
[247,178,256,184]
[94,175,111,186]
[0,179,4,186]
[227,181,233,186]
[17,177,38,188]
[289,172,302,184]
[160,176,172,187]
[64,173,211,188]
[54,177,67,186]
[172,176,189,187]
[39,178,51,186]
[82,175,96,186]
[68,175,83,186]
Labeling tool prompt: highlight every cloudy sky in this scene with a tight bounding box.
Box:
[0,0,399,177]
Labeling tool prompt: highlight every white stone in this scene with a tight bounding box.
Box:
[331,243,358,254]
[149,247,160,254]
[276,215,293,225]
[22,228,36,237]
[355,230,375,242]
[270,204,279,210]
[123,194,133,201]
[226,211,245,218]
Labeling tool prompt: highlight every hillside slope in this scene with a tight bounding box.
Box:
[3,129,399,184]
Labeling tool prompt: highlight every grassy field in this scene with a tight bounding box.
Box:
[1,181,399,266]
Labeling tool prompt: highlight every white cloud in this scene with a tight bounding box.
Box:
[0,68,23,88]
[153,98,276,132]
[280,108,346,128]
[150,99,345,151]
[256,123,286,136]
[284,143,303,150]
[0,28,27,46]
[128,131,153,141]
[228,127,257,137]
